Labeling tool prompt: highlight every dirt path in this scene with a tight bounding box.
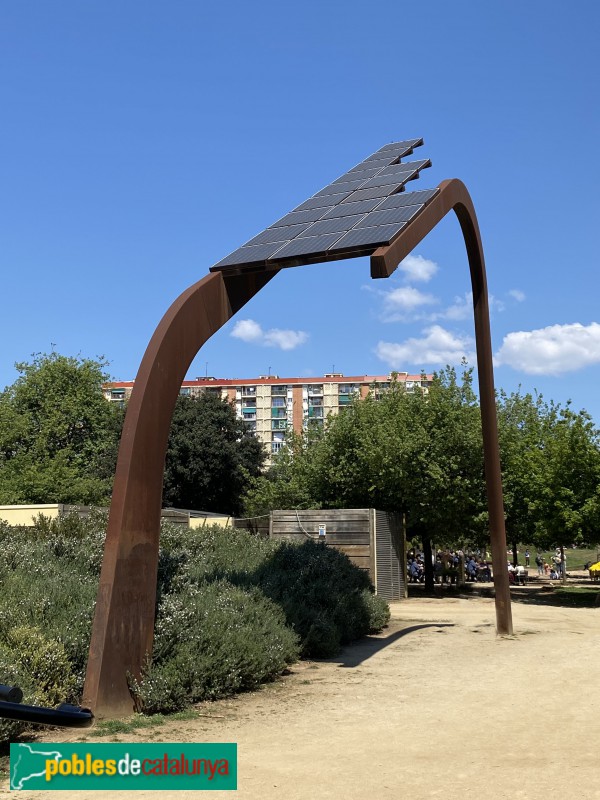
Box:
[5,595,600,800]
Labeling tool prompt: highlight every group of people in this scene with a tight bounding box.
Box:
[407,549,493,584]
[508,548,566,581]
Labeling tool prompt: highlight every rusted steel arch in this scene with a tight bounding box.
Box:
[371,178,513,637]
[84,177,512,719]
[83,270,279,718]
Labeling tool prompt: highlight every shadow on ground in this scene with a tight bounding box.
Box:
[322,623,455,669]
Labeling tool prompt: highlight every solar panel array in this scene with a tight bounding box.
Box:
[211,138,438,274]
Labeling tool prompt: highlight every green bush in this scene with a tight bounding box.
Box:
[251,539,387,657]
[0,515,389,742]
[0,626,79,741]
[130,581,299,713]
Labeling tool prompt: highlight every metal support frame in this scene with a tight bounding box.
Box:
[372,179,513,636]
[83,177,512,719]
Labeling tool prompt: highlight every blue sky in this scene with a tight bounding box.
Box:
[2,1,600,420]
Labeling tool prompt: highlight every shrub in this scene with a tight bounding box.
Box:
[0,515,389,743]
[130,581,299,713]
[251,539,387,657]
[0,626,79,741]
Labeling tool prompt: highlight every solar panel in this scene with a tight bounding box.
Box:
[211,139,438,273]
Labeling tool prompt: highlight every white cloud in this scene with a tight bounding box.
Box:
[399,254,438,283]
[494,322,600,375]
[263,328,309,350]
[375,325,475,368]
[230,319,263,343]
[231,319,308,351]
[430,291,472,321]
[509,289,526,302]
[383,286,437,322]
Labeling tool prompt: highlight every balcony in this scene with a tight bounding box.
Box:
[272,419,287,431]
[271,408,287,419]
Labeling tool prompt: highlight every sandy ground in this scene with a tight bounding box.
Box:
[4,593,600,800]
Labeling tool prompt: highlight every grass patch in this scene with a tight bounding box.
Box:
[93,709,198,737]
[512,586,600,607]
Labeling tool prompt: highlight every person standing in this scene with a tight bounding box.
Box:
[535,553,544,575]
[525,549,530,567]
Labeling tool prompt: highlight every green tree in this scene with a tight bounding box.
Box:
[496,389,547,563]
[162,392,265,516]
[496,390,600,560]
[534,404,600,550]
[245,368,486,588]
[0,353,124,504]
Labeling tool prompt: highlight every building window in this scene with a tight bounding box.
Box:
[271,385,287,396]
[271,408,286,419]
[241,386,256,397]
[271,441,284,454]
[307,385,323,397]
[179,387,191,396]
[272,419,287,430]
[271,396,286,407]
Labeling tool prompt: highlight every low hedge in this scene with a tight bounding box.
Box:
[0,514,389,733]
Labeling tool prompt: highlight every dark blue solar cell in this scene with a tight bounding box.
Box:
[272,232,345,260]
[378,159,431,176]
[301,214,366,237]
[213,240,287,268]
[377,188,438,210]
[313,178,369,197]
[331,166,383,183]
[293,192,351,211]
[270,207,333,227]
[348,157,399,172]
[341,185,398,203]
[328,223,406,251]
[322,198,384,218]
[361,169,418,190]
[356,205,424,228]
[245,222,312,246]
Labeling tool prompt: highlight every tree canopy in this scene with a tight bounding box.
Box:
[245,369,600,552]
[0,353,123,504]
[162,392,265,516]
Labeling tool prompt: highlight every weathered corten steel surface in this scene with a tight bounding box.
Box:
[84,144,512,719]
[83,270,278,717]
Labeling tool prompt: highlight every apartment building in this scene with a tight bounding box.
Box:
[104,372,432,459]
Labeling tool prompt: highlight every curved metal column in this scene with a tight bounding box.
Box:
[371,178,513,636]
[83,269,278,717]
